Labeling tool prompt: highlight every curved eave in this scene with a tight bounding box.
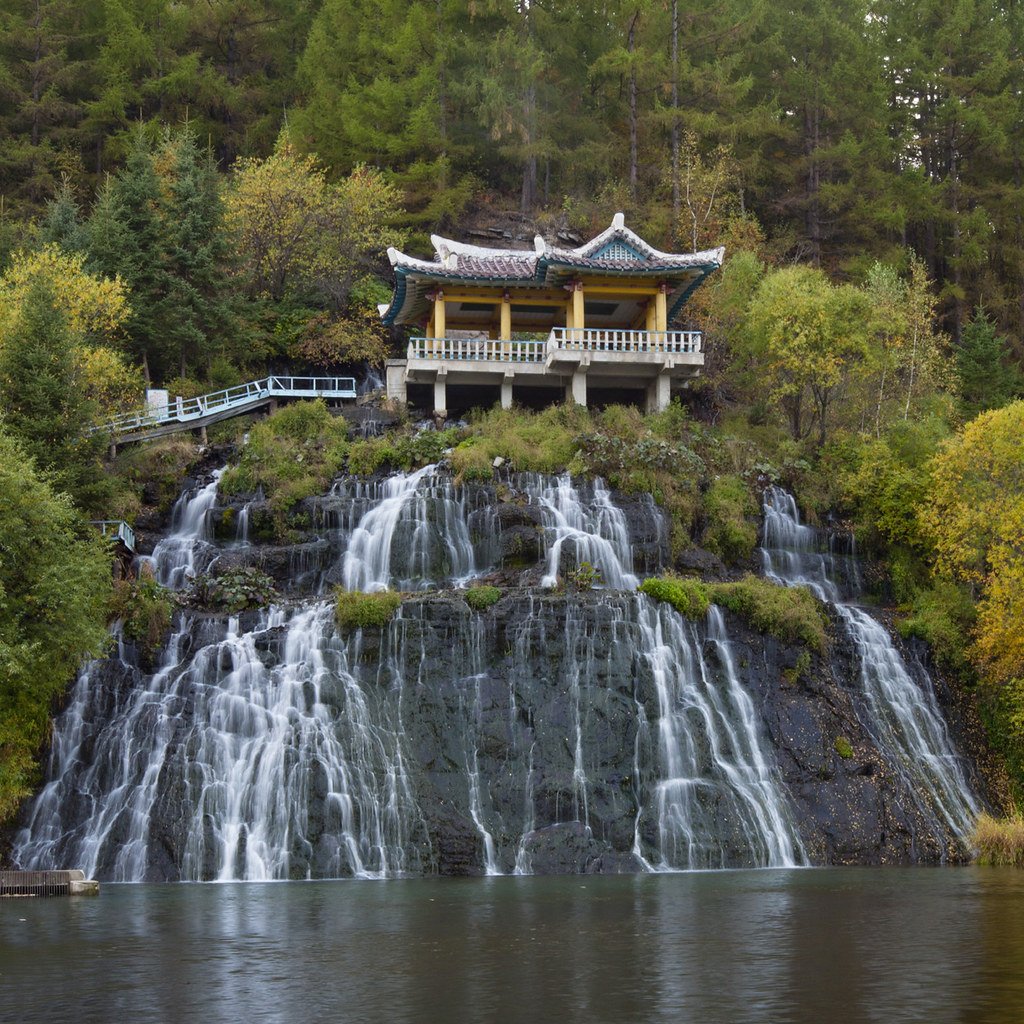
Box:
[667,265,719,323]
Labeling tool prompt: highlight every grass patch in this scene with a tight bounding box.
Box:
[898,580,977,680]
[220,401,349,534]
[640,573,827,652]
[972,813,1024,866]
[709,576,827,652]
[335,589,402,629]
[110,569,175,656]
[450,404,592,480]
[639,575,711,618]
[702,474,758,565]
[834,736,854,759]
[347,428,460,475]
[112,436,202,516]
[465,585,502,610]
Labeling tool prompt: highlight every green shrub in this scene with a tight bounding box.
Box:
[567,561,602,590]
[347,437,394,475]
[465,585,502,610]
[702,474,758,564]
[185,567,279,613]
[335,589,402,629]
[834,736,854,759]
[898,581,977,679]
[110,569,174,654]
[783,650,812,686]
[972,813,1024,866]
[114,436,202,514]
[450,404,591,478]
[220,400,349,535]
[639,575,711,619]
[708,576,827,652]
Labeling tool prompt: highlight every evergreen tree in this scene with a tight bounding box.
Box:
[883,0,1014,340]
[0,279,110,511]
[158,125,235,376]
[39,176,87,251]
[0,0,96,207]
[86,127,168,380]
[746,0,897,270]
[957,309,1021,416]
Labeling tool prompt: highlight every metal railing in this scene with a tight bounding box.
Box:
[94,375,357,437]
[89,519,136,553]
[409,336,546,362]
[549,327,702,354]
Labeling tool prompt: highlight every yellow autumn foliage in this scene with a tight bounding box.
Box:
[0,245,130,347]
[921,401,1024,682]
[78,346,146,414]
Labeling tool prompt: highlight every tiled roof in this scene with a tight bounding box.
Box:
[381,213,724,324]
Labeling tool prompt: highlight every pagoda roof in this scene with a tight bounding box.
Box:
[379,212,724,326]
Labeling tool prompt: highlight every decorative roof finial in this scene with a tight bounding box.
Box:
[612,212,625,229]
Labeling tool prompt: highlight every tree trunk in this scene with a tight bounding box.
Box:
[671,0,680,222]
[628,10,640,197]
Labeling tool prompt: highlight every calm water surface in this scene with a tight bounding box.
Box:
[2,868,1023,1024]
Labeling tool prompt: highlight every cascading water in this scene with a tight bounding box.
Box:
[146,469,223,588]
[632,600,804,870]
[517,473,639,590]
[339,465,481,592]
[23,463,966,880]
[760,486,979,852]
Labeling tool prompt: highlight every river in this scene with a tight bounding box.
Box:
[2,869,1023,1024]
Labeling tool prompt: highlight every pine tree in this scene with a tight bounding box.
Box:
[39,177,87,251]
[957,309,1021,416]
[0,0,96,208]
[86,127,168,380]
[0,279,110,511]
[157,125,234,376]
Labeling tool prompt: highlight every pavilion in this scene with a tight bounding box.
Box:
[379,213,723,416]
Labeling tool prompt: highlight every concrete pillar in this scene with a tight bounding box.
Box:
[385,360,408,404]
[645,372,672,414]
[433,372,447,419]
[501,373,514,409]
[199,425,208,445]
[566,368,588,407]
[109,442,117,461]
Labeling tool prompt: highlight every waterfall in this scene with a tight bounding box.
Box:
[633,599,804,870]
[760,485,979,849]
[517,473,639,590]
[340,465,480,592]
[14,604,428,881]
[27,467,966,880]
[146,469,223,588]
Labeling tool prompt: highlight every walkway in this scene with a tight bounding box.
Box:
[95,376,358,446]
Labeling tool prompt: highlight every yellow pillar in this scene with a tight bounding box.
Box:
[655,286,668,333]
[566,295,575,331]
[645,298,657,332]
[500,294,512,341]
[434,291,446,338]
[572,282,585,334]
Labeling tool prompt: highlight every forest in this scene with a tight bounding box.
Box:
[0,0,1022,842]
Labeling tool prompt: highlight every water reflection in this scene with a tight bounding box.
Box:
[1,870,1023,1024]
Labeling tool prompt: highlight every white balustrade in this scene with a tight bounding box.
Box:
[408,337,546,363]
[548,327,702,354]
[408,329,702,364]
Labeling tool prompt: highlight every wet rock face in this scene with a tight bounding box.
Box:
[15,468,979,879]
